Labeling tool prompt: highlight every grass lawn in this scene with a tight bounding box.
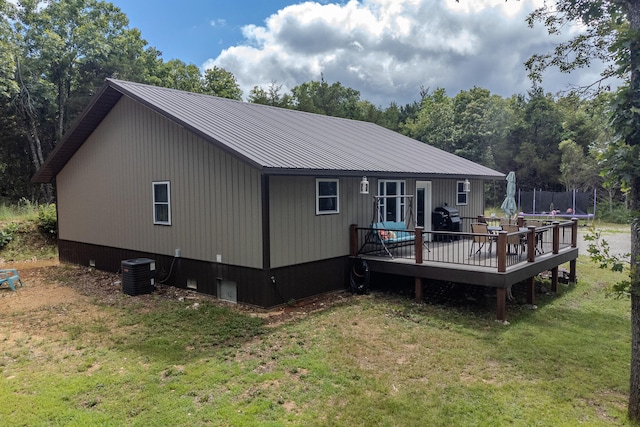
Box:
[0,256,631,426]
[0,219,634,426]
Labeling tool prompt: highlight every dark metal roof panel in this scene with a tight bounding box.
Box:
[33,78,504,183]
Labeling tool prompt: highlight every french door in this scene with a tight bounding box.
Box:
[415,181,432,240]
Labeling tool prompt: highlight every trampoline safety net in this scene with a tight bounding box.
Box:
[518,189,596,218]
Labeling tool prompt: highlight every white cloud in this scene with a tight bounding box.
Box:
[203,0,611,106]
[210,19,227,27]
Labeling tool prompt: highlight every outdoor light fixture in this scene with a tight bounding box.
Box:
[359,176,369,194]
[463,179,471,193]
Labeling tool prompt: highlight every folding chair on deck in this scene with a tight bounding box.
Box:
[0,269,23,291]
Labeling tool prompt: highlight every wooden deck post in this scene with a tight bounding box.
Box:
[415,227,423,264]
[349,224,358,257]
[551,221,561,292]
[497,231,507,273]
[527,226,536,263]
[415,277,423,303]
[517,215,525,227]
[414,227,424,303]
[527,276,535,306]
[551,267,559,293]
[496,288,506,322]
[569,218,578,282]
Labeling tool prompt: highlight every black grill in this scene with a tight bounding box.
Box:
[432,206,461,241]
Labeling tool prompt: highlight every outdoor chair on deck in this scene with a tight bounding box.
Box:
[502,224,525,254]
[499,217,514,226]
[0,269,23,291]
[525,219,544,228]
[469,223,495,257]
[524,220,545,254]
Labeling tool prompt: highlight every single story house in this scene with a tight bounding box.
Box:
[33,78,504,307]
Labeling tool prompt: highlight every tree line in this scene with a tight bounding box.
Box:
[0,0,623,213]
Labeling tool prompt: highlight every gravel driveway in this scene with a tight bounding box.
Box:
[576,225,631,257]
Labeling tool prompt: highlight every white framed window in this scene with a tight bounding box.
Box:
[378,180,406,222]
[456,180,468,206]
[153,181,171,225]
[316,178,339,215]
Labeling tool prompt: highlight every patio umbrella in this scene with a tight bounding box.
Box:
[500,171,517,221]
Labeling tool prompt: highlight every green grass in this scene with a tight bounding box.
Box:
[0,220,58,261]
[0,254,633,426]
[0,199,41,222]
[0,218,633,425]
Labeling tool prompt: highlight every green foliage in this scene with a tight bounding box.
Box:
[598,204,631,223]
[290,77,362,119]
[584,227,631,297]
[37,203,57,238]
[559,139,597,191]
[0,198,40,221]
[402,87,456,152]
[248,82,293,108]
[0,222,18,249]
[202,66,243,100]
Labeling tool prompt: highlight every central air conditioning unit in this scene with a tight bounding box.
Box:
[121,258,156,296]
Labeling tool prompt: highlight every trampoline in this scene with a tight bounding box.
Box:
[517,189,596,220]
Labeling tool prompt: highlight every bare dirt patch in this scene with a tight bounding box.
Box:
[0,260,352,332]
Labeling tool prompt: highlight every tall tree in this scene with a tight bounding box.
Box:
[203,66,242,100]
[156,59,204,93]
[16,0,138,141]
[558,138,595,191]
[402,87,456,152]
[524,0,640,419]
[5,0,159,201]
[452,87,507,167]
[248,81,293,108]
[0,1,17,99]
[290,76,362,119]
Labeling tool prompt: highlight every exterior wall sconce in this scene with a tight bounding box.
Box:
[360,176,369,194]
[463,179,471,193]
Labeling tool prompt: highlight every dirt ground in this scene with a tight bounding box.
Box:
[0,259,352,328]
[1,226,631,331]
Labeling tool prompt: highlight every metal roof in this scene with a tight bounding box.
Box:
[33,78,504,183]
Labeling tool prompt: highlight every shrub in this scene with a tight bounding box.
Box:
[37,203,58,239]
[0,222,19,250]
[597,205,630,224]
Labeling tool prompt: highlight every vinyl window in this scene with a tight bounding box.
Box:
[456,181,468,206]
[153,181,171,225]
[316,178,339,215]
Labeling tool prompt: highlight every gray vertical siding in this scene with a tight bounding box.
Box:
[56,97,264,269]
[56,95,487,271]
[430,178,485,228]
[268,176,486,268]
[269,176,371,268]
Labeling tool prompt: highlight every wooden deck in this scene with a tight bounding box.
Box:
[349,219,579,322]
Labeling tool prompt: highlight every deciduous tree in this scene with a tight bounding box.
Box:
[523,0,640,419]
[203,66,242,100]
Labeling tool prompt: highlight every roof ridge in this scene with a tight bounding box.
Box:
[106,78,378,125]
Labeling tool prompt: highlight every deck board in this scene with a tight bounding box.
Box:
[357,246,578,289]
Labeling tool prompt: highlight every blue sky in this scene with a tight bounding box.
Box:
[113,1,300,65]
[110,0,613,106]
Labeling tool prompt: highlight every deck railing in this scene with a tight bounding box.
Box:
[350,218,578,272]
